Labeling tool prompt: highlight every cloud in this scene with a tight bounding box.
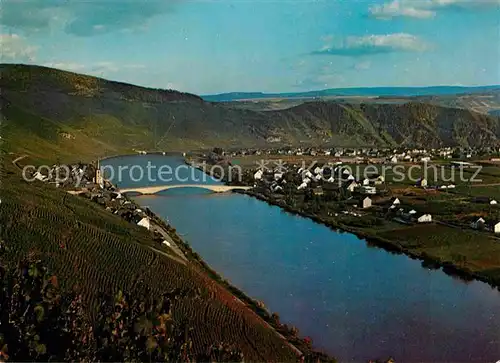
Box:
[91,62,120,73]
[41,62,146,75]
[0,34,38,61]
[42,62,85,71]
[0,0,179,36]
[124,64,147,70]
[354,61,372,70]
[370,0,500,19]
[370,1,435,19]
[312,33,429,57]
[294,73,346,89]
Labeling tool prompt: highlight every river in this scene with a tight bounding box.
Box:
[102,155,500,362]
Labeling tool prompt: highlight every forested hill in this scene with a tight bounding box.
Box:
[1,64,499,162]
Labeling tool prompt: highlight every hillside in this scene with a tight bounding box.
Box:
[0,158,312,361]
[414,90,500,115]
[1,64,500,163]
[203,85,500,102]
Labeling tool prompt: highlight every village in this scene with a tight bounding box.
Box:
[220,145,500,163]
[200,145,500,239]
[19,145,500,290]
[23,161,187,262]
[22,142,500,239]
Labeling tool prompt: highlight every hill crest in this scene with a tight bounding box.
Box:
[1,64,499,162]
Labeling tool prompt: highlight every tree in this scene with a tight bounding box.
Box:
[1,258,243,362]
[271,312,280,326]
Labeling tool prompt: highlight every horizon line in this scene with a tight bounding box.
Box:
[1,62,499,97]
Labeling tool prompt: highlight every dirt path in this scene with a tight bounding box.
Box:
[148,245,187,265]
[149,221,188,262]
[12,154,28,169]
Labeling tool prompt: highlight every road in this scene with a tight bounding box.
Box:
[12,154,28,169]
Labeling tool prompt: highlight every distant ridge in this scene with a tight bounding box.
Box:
[203,86,500,102]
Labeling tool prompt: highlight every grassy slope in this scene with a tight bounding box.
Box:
[0,160,299,361]
[2,64,500,164]
[377,224,500,282]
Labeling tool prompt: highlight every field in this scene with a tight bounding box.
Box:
[0,161,300,361]
[227,155,500,287]
[378,224,500,280]
[456,185,500,200]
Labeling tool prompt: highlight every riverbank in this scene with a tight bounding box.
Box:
[7,154,335,362]
[188,155,500,291]
[135,194,334,361]
[239,189,500,291]
[93,154,500,361]
[102,186,333,357]
[95,157,337,361]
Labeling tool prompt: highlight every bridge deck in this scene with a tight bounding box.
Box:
[119,184,251,195]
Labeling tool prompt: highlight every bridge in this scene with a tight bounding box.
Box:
[118,184,252,195]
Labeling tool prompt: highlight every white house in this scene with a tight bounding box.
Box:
[303,170,313,179]
[494,222,500,234]
[362,197,372,209]
[33,171,47,181]
[417,214,432,223]
[162,240,171,247]
[389,156,398,163]
[346,181,359,192]
[491,200,498,205]
[274,173,283,181]
[416,178,428,188]
[271,184,283,192]
[137,217,150,230]
[471,218,486,230]
[361,186,377,195]
[254,170,263,180]
[409,209,417,215]
[297,182,307,190]
[362,178,370,186]
[392,198,401,205]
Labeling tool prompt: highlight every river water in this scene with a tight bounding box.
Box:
[102,155,500,362]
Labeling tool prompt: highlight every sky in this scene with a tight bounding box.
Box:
[0,0,499,94]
